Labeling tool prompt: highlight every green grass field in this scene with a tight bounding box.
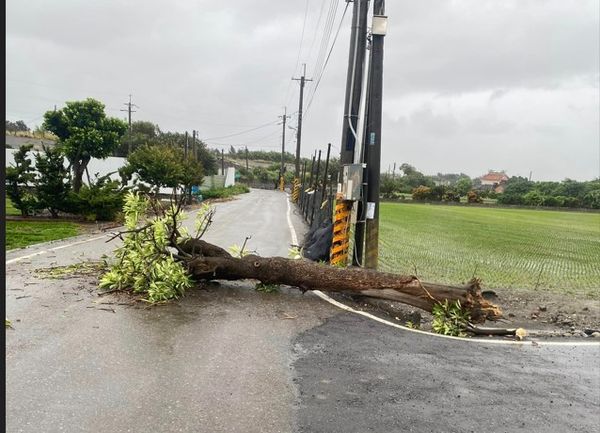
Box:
[6,221,80,250]
[379,203,600,297]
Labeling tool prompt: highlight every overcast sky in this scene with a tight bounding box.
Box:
[6,0,599,181]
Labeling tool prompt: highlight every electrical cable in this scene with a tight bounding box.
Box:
[200,120,279,141]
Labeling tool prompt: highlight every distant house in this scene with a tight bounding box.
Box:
[479,170,509,193]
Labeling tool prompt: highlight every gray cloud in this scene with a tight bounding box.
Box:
[6,0,599,180]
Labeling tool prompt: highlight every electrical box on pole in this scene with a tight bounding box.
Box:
[340,164,365,201]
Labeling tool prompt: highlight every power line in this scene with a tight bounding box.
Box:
[305,1,350,116]
[283,0,311,107]
[200,120,279,141]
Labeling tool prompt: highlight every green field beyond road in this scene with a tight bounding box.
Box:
[379,203,600,296]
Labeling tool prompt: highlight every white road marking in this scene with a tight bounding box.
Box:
[6,235,109,265]
[311,291,599,347]
[284,199,599,347]
[286,194,299,246]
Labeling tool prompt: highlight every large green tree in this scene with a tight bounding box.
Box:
[43,98,128,192]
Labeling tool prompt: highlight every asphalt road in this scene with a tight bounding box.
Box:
[6,189,600,432]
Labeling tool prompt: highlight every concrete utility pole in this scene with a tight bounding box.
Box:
[192,130,197,160]
[364,0,386,270]
[292,64,312,178]
[279,107,291,179]
[245,147,249,171]
[184,131,189,159]
[120,94,138,156]
[340,0,369,266]
[221,149,225,175]
[340,0,369,165]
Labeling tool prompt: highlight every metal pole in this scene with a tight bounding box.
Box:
[310,149,322,226]
[319,143,332,222]
[365,0,386,270]
[305,153,316,217]
[300,159,307,205]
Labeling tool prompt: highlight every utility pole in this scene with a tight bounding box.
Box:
[245,147,249,171]
[340,0,369,165]
[340,0,369,266]
[192,130,197,160]
[364,0,387,269]
[279,107,291,190]
[221,149,225,175]
[292,64,313,178]
[120,94,138,156]
[184,131,189,159]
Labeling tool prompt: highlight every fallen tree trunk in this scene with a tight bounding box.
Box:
[179,239,502,323]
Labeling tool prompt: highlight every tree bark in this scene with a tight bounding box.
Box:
[179,239,501,323]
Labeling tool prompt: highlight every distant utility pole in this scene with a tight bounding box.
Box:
[245,147,249,171]
[279,107,291,178]
[364,0,387,270]
[221,149,225,175]
[292,63,313,178]
[184,131,189,159]
[191,130,196,159]
[120,94,138,156]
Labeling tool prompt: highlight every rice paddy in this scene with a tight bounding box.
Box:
[379,203,600,297]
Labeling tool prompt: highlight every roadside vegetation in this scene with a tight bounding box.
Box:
[200,184,250,199]
[379,202,600,297]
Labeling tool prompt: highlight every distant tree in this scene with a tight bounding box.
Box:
[455,177,473,196]
[400,163,417,176]
[156,131,217,175]
[15,120,29,132]
[43,98,128,192]
[34,146,71,217]
[114,121,161,157]
[5,145,38,216]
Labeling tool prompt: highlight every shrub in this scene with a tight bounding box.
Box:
[412,185,432,201]
[542,196,565,207]
[443,190,461,202]
[34,146,71,218]
[69,175,126,221]
[523,190,545,207]
[466,190,483,204]
[5,145,38,216]
[200,184,250,200]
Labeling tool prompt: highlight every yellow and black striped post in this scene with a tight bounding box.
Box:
[330,193,352,266]
[292,178,301,203]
